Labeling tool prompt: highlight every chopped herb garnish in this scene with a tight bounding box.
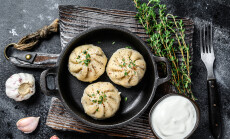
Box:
[81,50,91,66]
[128,64,132,68]
[123,62,126,66]
[99,96,103,101]
[126,46,132,49]
[134,71,136,75]
[124,71,128,76]
[96,108,99,111]
[97,90,100,94]
[119,65,123,68]
[86,53,90,59]
[129,60,136,67]
[97,41,101,44]
[87,94,91,97]
[77,55,80,59]
[125,97,128,102]
[84,59,91,66]
[98,95,104,104]
[112,41,115,45]
[122,58,125,62]
[92,94,95,96]
[79,61,82,63]
[92,100,97,103]
[104,94,107,98]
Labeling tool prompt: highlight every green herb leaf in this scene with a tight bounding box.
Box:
[96,108,99,111]
[84,59,91,66]
[125,46,132,49]
[124,71,128,76]
[125,97,127,102]
[112,41,115,45]
[86,54,90,59]
[99,96,103,101]
[92,94,95,96]
[92,100,97,103]
[133,0,194,100]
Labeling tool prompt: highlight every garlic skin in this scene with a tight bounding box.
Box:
[5,73,35,101]
[16,117,40,133]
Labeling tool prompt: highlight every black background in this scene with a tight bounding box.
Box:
[0,0,229,139]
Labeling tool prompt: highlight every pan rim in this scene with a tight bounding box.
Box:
[56,25,158,128]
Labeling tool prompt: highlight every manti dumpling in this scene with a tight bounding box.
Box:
[68,44,107,82]
[81,82,121,120]
[106,48,146,88]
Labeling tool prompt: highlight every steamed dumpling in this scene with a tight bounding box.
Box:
[81,82,121,120]
[68,44,107,82]
[106,48,146,88]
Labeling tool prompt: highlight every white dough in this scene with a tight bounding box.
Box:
[81,82,121,120]
[68,44,107,82]
[106,48,146,88]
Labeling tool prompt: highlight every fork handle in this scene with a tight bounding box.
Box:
[208,79,222,139]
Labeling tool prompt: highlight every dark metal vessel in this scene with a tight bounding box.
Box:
[40,26,171,128]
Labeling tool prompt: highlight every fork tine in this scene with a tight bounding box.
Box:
[206,24,210,53]
[200,27,203,54]
[203,24,206,53]
[210,24,214,53]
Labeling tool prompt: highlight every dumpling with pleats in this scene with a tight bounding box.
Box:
[68,44,107,82]
[81,82,121,120]
[106,48,146,88]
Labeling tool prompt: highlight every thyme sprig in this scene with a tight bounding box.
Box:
[133,0,195,100]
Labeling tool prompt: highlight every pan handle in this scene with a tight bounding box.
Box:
[40,68,59,97]
[153,56,171,86]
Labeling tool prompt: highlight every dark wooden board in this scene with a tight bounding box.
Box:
[46,6,194,138]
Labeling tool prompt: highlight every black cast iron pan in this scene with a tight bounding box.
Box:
[40,26,171,128]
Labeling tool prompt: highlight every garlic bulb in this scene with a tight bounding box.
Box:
[5,73,35,101]
[16,117,40,133]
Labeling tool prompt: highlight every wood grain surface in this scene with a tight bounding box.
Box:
[46,6,194,138]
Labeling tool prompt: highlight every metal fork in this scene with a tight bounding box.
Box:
[200,24,222,139]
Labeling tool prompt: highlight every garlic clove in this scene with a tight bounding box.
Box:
[16,117,40,133]
[50,135,59,139]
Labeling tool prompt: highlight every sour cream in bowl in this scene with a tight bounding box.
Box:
[149,93,200,139]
